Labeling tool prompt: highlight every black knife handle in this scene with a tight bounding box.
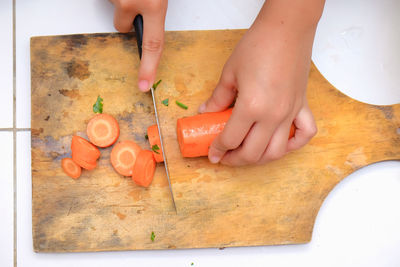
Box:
[133,14,144,59]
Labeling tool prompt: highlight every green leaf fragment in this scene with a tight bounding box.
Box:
[145,134,148,140]
[152,79,162,90]
[151,231,155,242]
[175,100,188,110]
[162,98,169,106]
[152,144,160,154]
[191,263,194,266]
[93,96,103,114]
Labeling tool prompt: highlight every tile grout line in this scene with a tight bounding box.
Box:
[13,0,17,266]
[0,128,31,132]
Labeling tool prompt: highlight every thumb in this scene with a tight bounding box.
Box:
[137,13,165,92]
[198,71,236,113]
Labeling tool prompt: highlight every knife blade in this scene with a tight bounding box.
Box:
[133,14,177,213]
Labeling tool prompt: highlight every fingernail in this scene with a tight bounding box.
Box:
[198,103,206,113]
[138,80,149,92]
[209,155,221,164]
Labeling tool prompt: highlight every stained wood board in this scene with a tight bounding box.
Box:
[31,30,400,252]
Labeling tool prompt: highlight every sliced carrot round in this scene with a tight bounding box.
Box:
[72,153,97,170]
[147,124,164,163]
[61,158,81,179]
[71,135,100,162]
[87,114,120,148]
[110,140,142,176]
[132,150,156,187]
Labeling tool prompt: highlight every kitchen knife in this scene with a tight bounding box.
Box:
[133,15,177,213]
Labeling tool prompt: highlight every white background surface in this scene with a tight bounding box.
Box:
[0,0,399,266]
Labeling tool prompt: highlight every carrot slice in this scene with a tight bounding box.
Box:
[61,158,81,179]
[71,135,100,162]
[177,108,296,158]
[132,150,156,187]
[87,114,120,147]
[147,124,164,162]
[72,153,97,170]
[110,140,142,176]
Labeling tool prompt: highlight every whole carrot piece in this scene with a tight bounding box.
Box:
[177,108,295,158]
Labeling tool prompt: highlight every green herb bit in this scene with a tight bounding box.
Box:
[162,98,169,106]
[175,100,188,110]
[152,79,162,90]
[92,96,103,114]
[152,144,160,154]
[191,263,194,266]
[150,231,155,242]
[145,134,149,140]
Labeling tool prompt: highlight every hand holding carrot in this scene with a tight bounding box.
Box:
[109,0,167,92]
[199,0,323,166]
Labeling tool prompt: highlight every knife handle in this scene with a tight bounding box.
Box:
[133,14,144,59]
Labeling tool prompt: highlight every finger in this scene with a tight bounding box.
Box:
[113,5,136,33]
[258,119,293,164]
[220,121,275,166]
[287,104,317,151]
[208,102,254,164]
[198,71,236,113]
[137,11,166,92]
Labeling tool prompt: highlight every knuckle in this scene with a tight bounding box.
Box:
[241,96,265,118]
[217,135,239,151]
[307,123,318,138]
[146,0,163,11]
[117,0,134,11]
[264,149,285,162]
[142,38,163,53]
[241,152,259,164]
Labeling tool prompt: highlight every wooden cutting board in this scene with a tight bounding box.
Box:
[31,30,400,252]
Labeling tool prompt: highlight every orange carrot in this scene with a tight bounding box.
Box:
[71,135,100,162]
[132,150,156,187]
[110,140,142,176]
[61,158,81,179]
[147,124,164,163]
[87,114,120,148]
[72,153,97,170]
[177,108,296,158]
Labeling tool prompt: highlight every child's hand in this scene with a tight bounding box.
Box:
[199,0,323,166]
[110,0,168,92]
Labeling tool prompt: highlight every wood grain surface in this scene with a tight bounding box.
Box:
[30,30,400,252]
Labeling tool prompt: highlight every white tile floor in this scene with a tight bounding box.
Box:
[0,132,14,267]
[0,0,14,128]
[1,0,400,266]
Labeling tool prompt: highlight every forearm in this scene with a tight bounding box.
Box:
[255,0,325,30]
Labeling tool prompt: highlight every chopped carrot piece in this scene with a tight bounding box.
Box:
[72,153,97,170]
[147,124,164,163]
[71,136,100,162]
[110,140,142,176]
[87,114,119,147]
[132,150,156,187]
[61,158,81,179]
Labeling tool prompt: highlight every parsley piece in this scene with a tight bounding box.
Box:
[150,231,155,242]
[162,98,169,106]
[152,79,162,90]
[152,144,160,154]
[93,96,103,114]
[175,100,188,110]
[145,134,149,140]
